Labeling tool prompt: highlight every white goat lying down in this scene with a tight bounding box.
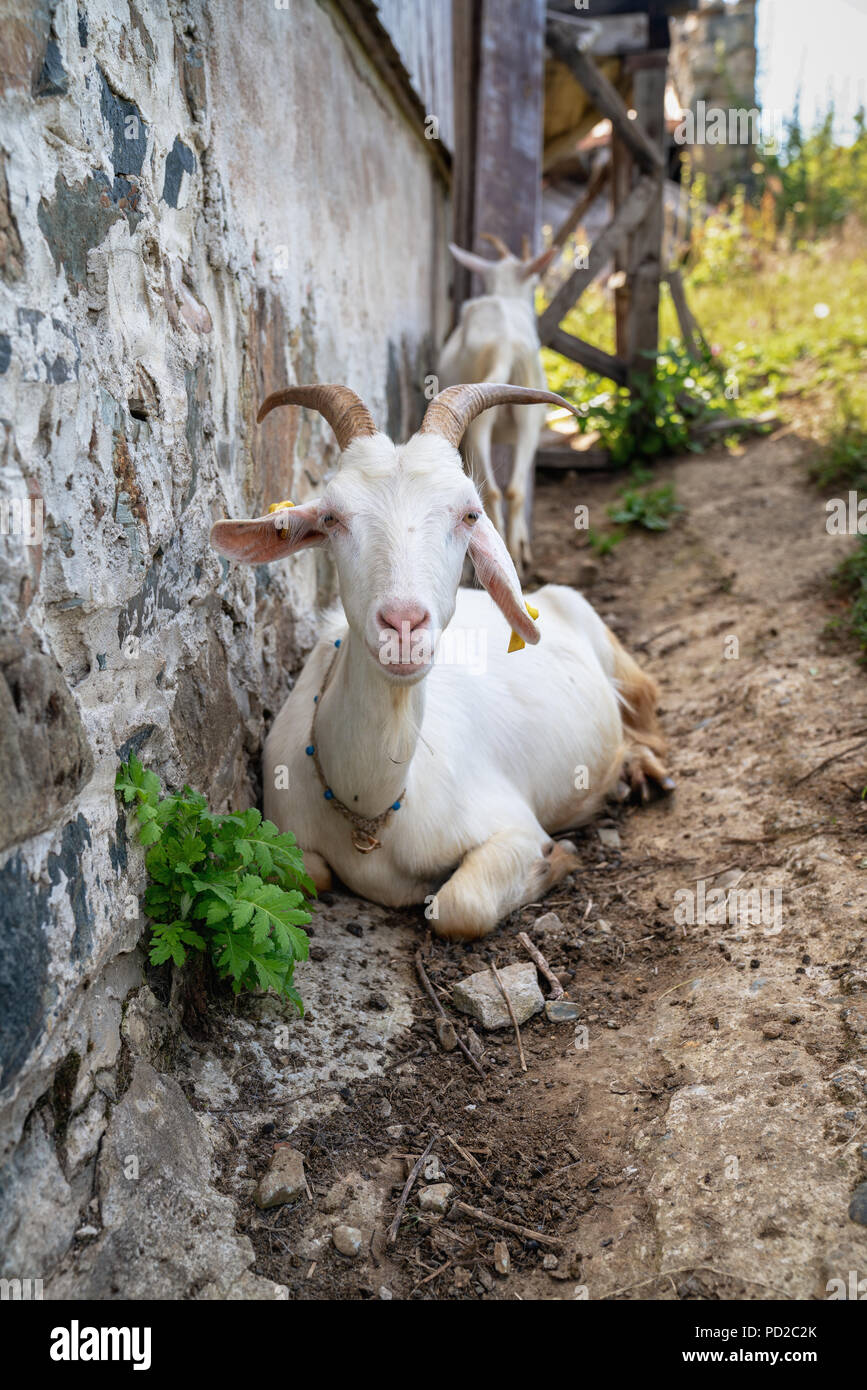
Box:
[438,235,557,576]
[211,383,672,941]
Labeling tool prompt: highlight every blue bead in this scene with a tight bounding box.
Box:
[334,638,341,648]
[392,801,401,811]
[313,695,318,703]
[305,745,314,756]
[324,789,333,800]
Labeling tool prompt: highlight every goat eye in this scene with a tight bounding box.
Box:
[322,513,339,529]
[463,510,480,526]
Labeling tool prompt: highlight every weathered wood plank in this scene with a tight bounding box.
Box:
[665,267,706,360]
[623,55,667,379]
[544,10,650,58]
[536,445,615,472]
[546,22,665,173]
[547,328,629,385]
[549,158,611,252]
[537,174,657,343]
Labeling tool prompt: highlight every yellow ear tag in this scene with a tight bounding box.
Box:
[508,602,540,653]
[268,499,295,514]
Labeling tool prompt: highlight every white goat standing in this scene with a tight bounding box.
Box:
[438,235,557,576]
[212,383,672,942]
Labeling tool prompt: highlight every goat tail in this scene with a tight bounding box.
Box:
[605,627,666,756]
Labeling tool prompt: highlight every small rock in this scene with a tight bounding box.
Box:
[309,945,328,961]
[386,1123,404,1139]
[423,1155,445,1182]
[75,1225,99,1239]
[493,1240,510,1276]
[255,1147,307,1209]
[533,911,562,935]
[366,993,388,1010]
[762,1023,783,1040]
[545,999,582,1023]
[435,1016,458,1052]
[333,1224,364,1257]
[346,922,364,937]
[379,1286,393,1300]
[848,1181,867,1226]
[378,1098,392,1119]
[467,1028,485,1060]
[452,962,544,1031]
[597,826,621,851]
[477,1266,494,1292]
[542,1253,559,1270]
[418,1183,453,1214]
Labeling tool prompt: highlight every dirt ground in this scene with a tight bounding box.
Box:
[184,432,867,1301]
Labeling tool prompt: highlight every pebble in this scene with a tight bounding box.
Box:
[452,961,544,1030]
[333,1224,364,1257]
[597,826,621,851]
[255,1147,307,1209]
[762,1023,783,1040]
[379,1286,393,1300]
[545,999,582,1023]
[493,1240,510,1276]
[423,1155,445,1182]
[533,911,562,935]
[378,1098,392,1119]
[848,1181,867,1226]
[542,1253,559,1270]
[435,1016,458,1051]
[418,1183,454,1214]
[386,1123,404,1139]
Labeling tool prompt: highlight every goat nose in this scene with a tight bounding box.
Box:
[377,603,430,636]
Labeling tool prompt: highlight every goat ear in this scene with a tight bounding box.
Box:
[467,513,540,645]
[448,242,494,277]
[522,245,557,280]
[210,500,325,565]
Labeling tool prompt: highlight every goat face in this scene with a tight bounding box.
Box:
[211,383,577,683]
[311,433,485,682]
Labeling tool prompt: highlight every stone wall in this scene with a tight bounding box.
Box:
[670,0,758,202]
[0,0,448,1289]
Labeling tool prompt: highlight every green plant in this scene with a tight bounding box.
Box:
[608,481,683,531]
[116,754,313,1011]
[556,342,736,468]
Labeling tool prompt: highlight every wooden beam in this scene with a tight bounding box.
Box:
[537,174,657,343]
[549,158,611,253]
[473,0,546,279]
[546,21,665,173]
[546,328,629,386]
[544,10,650,58]
[536,445,615,472]
[547,0,695,15]
[450,0,482,312]
[664,268,706,361]
[623,54,667,381]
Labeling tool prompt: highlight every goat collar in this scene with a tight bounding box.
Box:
[307,646,406,853]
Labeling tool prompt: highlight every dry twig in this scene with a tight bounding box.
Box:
[450,1200,562,1249]
[518,931,564,1000]
[387,1133,435,1245]
[415,950,486,1080]
[490,960,527,1071]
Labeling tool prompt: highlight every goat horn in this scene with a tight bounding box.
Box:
[479,232,512,259]
[419,384,577,450]
[257,385,377,452]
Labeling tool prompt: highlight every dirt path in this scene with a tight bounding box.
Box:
[186,433,867,1300]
